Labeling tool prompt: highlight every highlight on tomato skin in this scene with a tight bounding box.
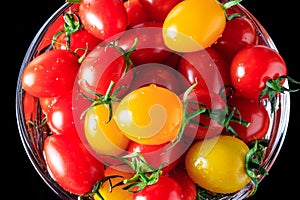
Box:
[230,45,287,101]
[162,0,226,52]
[43,133,105,195]
[78,0,128,41]
[113,84,183,145]
[21,49,80,98]
[185,135,251,194]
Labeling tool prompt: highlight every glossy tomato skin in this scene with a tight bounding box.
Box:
[225,94,270,143]
[168,163,197,200]
[205,47,231,89]
[127,141,179,174]
[138,0,182,22]
[46,90,76,135]
[79,0,128,40]
[43,133,105,195]
[128,63,188,95]
[132,175,183,200]
[162,52,182,69]
[21,49,80,98]
[230,45,287,100]
[77,43,133,98]
[54,29,102,57]
[178,47,230,95]
[118,21,172,66]
[114,84,183,145]
[124,0,148,28]
[84,103,130,156]
[212,16,258,63]
[185,135,251,194]
[162,0,226,52]
[39,96,59,116]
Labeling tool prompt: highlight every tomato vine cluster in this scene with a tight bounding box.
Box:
[20,0,298,199]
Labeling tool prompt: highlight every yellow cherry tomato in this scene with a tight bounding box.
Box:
[84,104,130,155]
[94,167,134,200]
[185,135,251,194]
[114,84,183,145]
[162,0,226,52]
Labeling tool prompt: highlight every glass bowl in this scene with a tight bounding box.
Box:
[16,2,290,200]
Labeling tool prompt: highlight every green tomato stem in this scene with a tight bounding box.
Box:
[222,0,243,10]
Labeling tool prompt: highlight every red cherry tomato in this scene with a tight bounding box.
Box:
[127,141,179,174]
[162,52,182,69]
[132,175,183,200]
[77,43,133,98]
[54,28,102,57]
[124,0,148,27]
[138,0,183,22]
[169,163,197,200]
[224,93,270,143]
[212,16,258,62]
[178,47,230,95]
[128,63,188,95]
[180,88,226,140]
[117,21,172,66]
[21,49,80,98]
[230,45,287,100]
[39,96,59,116]
[43,133,105,195]
[79,0,128,40]
[46,90,76,135]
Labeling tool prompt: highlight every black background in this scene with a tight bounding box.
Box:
[4,0,299,199]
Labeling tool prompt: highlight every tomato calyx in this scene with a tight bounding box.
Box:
[245,139,269,196]
[101,152,163,193]
[220,0,243,20]
[169,81,249,150]
[259,75,300,113]
[217,86,252,137]
[80,80,121,122]
[52,12,82,51]
[51,11,90,63]
[166,82,206,151]
[187,85,250,139]
[66,0,81,4]
[106,37,138,75]
[221,104,250,136]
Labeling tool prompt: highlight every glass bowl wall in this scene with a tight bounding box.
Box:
[16,2,290,199]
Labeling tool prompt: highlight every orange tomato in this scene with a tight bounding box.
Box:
[114,84,183,145]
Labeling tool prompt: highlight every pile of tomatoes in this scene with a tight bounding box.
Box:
[20,0,296,199]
